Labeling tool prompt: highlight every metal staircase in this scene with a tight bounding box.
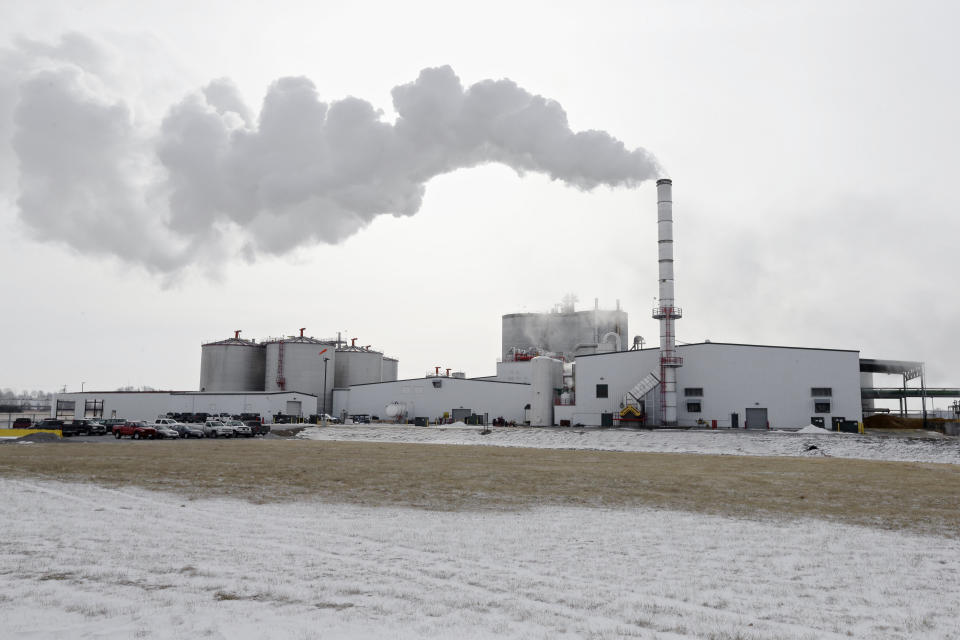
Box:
[622,371,660,410]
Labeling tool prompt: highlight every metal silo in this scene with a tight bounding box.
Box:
[199,333,266,392]
[529,356,562,426]
[264,331,337,415]
[381,357,399,382]
[334,343,384,388]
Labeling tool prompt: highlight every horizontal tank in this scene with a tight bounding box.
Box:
[200,338,266,392]
[264,336,337,413]
[335,347,384,388]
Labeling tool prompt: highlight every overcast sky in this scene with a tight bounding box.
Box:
[2,1,958,403]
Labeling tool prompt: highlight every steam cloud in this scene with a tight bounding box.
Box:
[1,34,660,275]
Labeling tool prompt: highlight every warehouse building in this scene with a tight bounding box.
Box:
[333,376,531,424]
[50,390,316,423]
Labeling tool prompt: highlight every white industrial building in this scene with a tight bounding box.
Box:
[50,391,317,423]
[558,342,863,429]
[333,377,531,424]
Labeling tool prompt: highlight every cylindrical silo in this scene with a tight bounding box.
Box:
[529,356,563,427]
[200,337,266,392]
[264,336,337,415]
[335,347,384,388]
[381,357,399,382]
[860,372,875,413]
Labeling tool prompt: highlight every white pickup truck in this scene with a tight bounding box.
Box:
[203,420,235,438]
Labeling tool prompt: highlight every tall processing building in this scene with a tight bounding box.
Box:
[502,297,628,361]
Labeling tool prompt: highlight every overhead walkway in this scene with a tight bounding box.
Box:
[862,388,960,399]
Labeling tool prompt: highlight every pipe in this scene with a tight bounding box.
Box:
[299,327,306,338]
[654,178,682,426]
[234,330,241,340]
[601,331,622,352]
[351,338,357,347]
[445,368,451,377]
[434,366,441,376]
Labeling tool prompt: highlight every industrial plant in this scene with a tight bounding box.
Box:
[51,180,951,429]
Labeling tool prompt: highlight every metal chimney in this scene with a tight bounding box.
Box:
[653,178,682,425]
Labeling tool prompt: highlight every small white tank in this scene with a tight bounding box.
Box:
[385,402,406,419]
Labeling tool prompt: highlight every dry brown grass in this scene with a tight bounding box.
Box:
[1,439,958,537]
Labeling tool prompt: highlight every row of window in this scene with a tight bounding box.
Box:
[686,401,832,414]
[598,384,834,414]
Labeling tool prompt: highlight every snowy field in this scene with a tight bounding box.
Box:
[3,479,959,639]
[297,424,960,465]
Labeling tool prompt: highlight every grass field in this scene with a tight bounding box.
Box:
[2,439,958,537]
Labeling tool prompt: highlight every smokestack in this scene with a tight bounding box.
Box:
[654,178,682,426]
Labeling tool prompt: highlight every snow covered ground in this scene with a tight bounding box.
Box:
[297,424,960,465]
[2,479,959,639]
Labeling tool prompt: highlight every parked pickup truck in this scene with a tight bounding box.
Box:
[203,420,234,438]
[62,418,108,436]
[113,421,158,439]
[224,420,252,437]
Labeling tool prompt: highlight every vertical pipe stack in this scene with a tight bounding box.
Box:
[654,178,683,425]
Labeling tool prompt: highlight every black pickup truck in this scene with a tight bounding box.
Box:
[35,418,108,436]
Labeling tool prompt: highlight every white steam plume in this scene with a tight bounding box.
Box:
[1,34,660,275]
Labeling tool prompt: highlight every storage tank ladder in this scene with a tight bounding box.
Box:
[276,341,286,391]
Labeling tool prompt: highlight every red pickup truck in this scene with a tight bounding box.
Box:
[113,421,158,440]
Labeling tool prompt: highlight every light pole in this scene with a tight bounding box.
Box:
[321,357,330,423]
[81,382,85,393]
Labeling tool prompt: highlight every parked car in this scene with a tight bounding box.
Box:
[224,420,252,437]
[203,420,234,438]
[12,418,32,428]
[102,418,126,431]
[152,424,180,439]
[114,421,157,439]
[171,423,204,439]
[85,420,108,435]
[35,418,65,430]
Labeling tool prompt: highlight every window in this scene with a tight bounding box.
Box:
[686,402,702,413]
[684,387,704,397]
[596,384,608,398]
[814,401,831,413]
[811,387,832,397]
[432,380,442,388]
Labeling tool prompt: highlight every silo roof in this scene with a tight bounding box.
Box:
[202,338,263,347]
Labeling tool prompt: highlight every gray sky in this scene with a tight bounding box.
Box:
[2,1,958,398]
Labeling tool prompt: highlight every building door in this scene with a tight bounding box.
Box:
[730,412,739,428]
[286,400,302,417]
[745,407,767,430]
[452,408,471,422]
[601,412,614,427]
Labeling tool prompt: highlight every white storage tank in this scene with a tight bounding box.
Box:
[199,336,266,392]
[264,333,337,413]
[529,356,563,427]
[335,346,384,388]
[381,357,399,382]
